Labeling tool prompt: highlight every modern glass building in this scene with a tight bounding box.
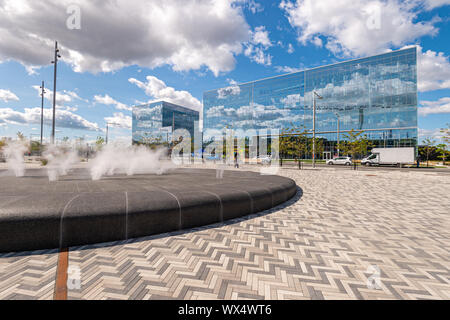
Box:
[132,101,199,145]
[203,47,417,158]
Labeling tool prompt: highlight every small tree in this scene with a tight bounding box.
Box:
[439,124,449,165]
[17,131,25,141]
[436,144,448,165]
[95,136,105,150]
[295,130,309,160]
[0,138,5,151]
[441,123,450,144]
[279,124,309,161]
[279,126,296,159]
[340,129,372,160]
[422,138,436,167]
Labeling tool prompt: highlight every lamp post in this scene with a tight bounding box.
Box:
[106,123,110,145]
[335,112,340,157]
[51,41,61,145]
[39,81,46,151]
[312,91,323,169]
[106,122,120,144]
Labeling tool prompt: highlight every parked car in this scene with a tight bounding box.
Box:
[258,155,272,165]
[326,156,352,166]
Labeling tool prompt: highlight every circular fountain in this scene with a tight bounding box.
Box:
[0,168,297,252]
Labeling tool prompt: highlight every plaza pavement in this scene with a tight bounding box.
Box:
[0,165,449,300]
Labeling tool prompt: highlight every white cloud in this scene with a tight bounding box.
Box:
[244,26,273,66]
[235,0,264,13]
[287,43,295,54]
[422,0,450,10]
[275,65,303,73]
[419,97,450,116]
[0,0,251,77]
[0,107,99,131]
[245,46,273,66]
[280,0,441,58]
[0,89,19,102]
[94,94,131,111]
[129,76,202,112]
[312,36,323,47]
[31,86,87,105]
[218,82,241,99]
[409,46,450,92]
[104,112,132,129]
[418,128,446,142]
[252,26,271,47]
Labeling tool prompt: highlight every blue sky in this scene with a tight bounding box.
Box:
[0,0,449,144]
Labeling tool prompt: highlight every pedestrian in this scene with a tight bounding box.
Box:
[234,151,239,169]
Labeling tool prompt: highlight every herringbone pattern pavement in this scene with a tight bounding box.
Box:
[1,167,449,300]
[0,250,58,300]
[67,167,450,300]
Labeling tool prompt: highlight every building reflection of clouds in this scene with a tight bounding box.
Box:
[204,48,417,144]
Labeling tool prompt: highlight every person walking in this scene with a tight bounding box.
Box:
[234,151,239,169]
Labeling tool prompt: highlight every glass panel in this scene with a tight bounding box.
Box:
[203,47,417,148]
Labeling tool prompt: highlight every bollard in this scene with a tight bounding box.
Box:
[298,160,301,170]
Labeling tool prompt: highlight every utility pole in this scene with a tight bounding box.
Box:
[40,81,46,148]
[106,122,119,145]
[51,41,61,144]
[312,91,323,168]
[106,122,109,145]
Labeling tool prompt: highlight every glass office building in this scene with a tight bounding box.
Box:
[132,101,199,145]
[203,47,417,158]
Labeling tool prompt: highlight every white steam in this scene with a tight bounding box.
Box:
[90,144,172,181]
[44,145,79,181]
[4,141,28,177]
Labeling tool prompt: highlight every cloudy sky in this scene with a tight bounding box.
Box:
[0,0,449,143]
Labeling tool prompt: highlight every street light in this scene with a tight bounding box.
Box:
[51,41,61,145]
[312,91,323,169]
[335,112,340,157]
[39,81,46,151]
[106,122,121,144]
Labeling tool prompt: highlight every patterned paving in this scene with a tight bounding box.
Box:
[1,166,449,300]
[0,250,58,300]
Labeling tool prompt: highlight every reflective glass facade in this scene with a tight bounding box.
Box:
[132,101,199,145]
[203,48,417,153]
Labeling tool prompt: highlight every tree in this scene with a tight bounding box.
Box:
[422,138,436,167]
[340,130,372,160]
[436,144,448,165]
[95,136,105,150]
[441,123,450,146]
[30,141,42,154]
[438,124,450,165]
[279,123,308,160]
[16,131,25,141]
